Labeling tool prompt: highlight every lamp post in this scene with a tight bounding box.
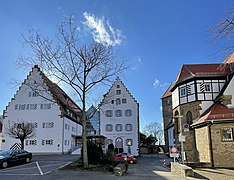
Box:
[174,115,184,164]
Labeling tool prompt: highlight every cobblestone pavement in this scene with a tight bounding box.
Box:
[192,168,234,180]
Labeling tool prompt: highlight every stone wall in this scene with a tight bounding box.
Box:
[162,96,173,152]
[211,123,234,167]
[195,126,211,163]
[173,102,201,162]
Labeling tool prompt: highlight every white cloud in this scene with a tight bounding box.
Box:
[132,57,142,70]
[153,78,170,89]
[82,12,123,46]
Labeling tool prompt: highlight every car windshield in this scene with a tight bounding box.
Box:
[0,150,12,156]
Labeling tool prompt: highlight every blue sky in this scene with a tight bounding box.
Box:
[0,0,233,131]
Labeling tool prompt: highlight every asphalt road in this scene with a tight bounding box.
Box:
[0,154,187,180]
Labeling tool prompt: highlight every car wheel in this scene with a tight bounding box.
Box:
[26,157,30,163]
[2,161,8,168]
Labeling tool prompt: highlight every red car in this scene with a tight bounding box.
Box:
[114,153,137,164]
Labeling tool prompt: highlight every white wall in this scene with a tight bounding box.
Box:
[224,75,234,108]
[100,78,139,156]
[1,67,82,154]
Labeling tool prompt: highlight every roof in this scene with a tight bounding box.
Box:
[223,52,234,64]
[175,63,230,84]
[161,84,172,99]
[100,76,138,105]
[192,102,234,127]
[3,65,82,123]
[34,65,82,116]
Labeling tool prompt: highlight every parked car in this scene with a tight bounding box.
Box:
[114,153,137,164]
[0,150,32,168]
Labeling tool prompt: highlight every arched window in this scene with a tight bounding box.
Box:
[186,111,193,125]
[115,137,123,148]
[174,111,179,134]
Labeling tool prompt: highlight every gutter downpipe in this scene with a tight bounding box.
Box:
[208,122,214,168]
[62,117,65,155]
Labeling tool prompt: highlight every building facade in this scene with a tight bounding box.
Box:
[86,105,99,136]
[100,77,140,156]
[1,65,82,154]
[161,85,173,152]
[162,53,234,166]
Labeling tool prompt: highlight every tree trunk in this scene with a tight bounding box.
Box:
[82,90,88,168]
[20,139,24,150]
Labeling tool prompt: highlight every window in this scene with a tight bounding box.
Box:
[221,128,234,141]
[26,140,37,146]
[180,87,187,97]
[116,124,122,132]
[40,103,51,110]
[116,98,121,105]
[125,109,132,117]
[125,124,132,131]
[122,98,127,104]
[65,140,69,145]
[106,124,113,132]
[105,110,113,117]
[43,122,54,128]
[32,91,39,97]
[111,100,115,104]
[186,111,193,125]
[115,110,122,117]
[117,85,120,88]
[72,127,76,132]
[204,83,211,92]
[116,90,121,95]
[126,139,133,146]
[42,139,53,145]
[65,124,70,130]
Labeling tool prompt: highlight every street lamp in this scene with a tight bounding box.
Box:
[173,115,185,164]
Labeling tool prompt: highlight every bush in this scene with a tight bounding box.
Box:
[81,140,104,165]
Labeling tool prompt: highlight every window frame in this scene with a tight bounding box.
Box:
[221,127,234,142]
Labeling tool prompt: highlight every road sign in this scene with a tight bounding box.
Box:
[170,146,179,158]
[183,123,189,132]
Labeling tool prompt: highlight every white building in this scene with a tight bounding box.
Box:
[1,65,82,154]
[100,77,139,156]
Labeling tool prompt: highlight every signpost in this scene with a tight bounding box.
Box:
[170,146,179,162]
[183,123,189,132]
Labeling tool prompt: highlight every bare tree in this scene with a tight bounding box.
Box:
[210,6,234,54]
[143,122,164,145]
[16,17,126,168]
[5,120,37,150]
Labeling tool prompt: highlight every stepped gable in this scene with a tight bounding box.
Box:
[100,77,138,105]
[192,102,234,127]
[4,65,81,122]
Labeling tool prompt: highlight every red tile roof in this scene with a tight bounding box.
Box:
[174,63,230,84]
[161,84,172,99]
[192,103,234,126]
[34,65,82,115]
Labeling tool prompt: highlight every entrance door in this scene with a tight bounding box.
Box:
[115,137,123,154]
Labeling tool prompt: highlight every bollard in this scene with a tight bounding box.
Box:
[163,159,166,167]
